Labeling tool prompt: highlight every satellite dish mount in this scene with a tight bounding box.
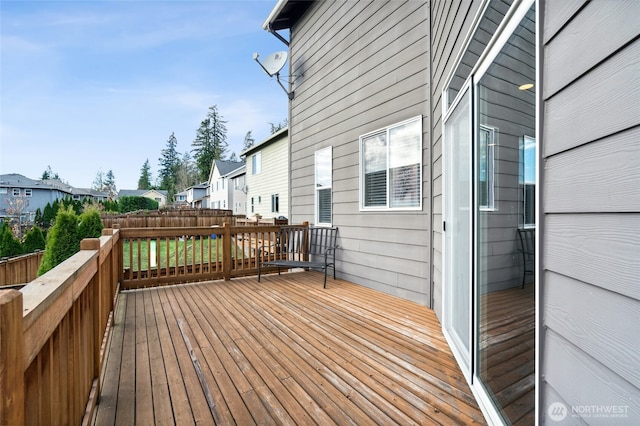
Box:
[253,51,294,100]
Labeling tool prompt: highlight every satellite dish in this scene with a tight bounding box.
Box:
[254,51,287,77]
[253,50,294,100]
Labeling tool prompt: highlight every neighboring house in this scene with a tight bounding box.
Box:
[227,164,247,216]
[0,173,72,222]
[43,179,109,203]
[242,127,289,220]
[208,160,244,211]
[173,190,188,207]
[264,1,639,424]
[185,182,209,208]
[118,189,169,208]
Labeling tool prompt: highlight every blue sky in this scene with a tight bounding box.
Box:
[0,0,289,189]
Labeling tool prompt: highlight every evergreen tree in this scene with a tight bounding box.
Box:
[192,105,228,181]
[22,226,46,253]
[158,132,180,201]
[78,208,104,239]
[41,165,60,181]
[42,202,55,228]
[138,159,152,190]
[0,222,23,257]
[243,130,255,151]
[229,152,238,162]
[38,207,80,275]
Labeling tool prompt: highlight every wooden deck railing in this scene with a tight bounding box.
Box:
[0,228,120,425]
[119,223,308,290]
[0,223,307,424]
[0,251,44,287]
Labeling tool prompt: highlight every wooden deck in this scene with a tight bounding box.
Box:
[94,271,485,425]
[480,283,535,425]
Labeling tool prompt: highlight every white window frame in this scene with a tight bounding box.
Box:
[315,146,333,226]
[252,152,262,175]
[25,188,33,197]
[12,188,20,196]
[479,125,497,211]
[359,116,423,211]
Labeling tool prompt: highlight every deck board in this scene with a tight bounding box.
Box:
[95,272,486,425]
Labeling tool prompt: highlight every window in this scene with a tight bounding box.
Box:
[271,194,279,213]
[315,146,332,225]
[12,188,20,196]
[521,135,536,227]
[360,116,422,210]
[252,152,262,175]
[0,188,6,194]
[479,126,496,210]
[251,197,254,213]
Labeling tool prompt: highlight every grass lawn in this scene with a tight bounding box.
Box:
[123,236,224,271]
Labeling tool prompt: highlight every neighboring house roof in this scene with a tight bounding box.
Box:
[191,182,209,190]
[118,189,168,198]
[213,160,245,177]
[241,127,288,157]
[225,164,246,179]
[0,174,72,193]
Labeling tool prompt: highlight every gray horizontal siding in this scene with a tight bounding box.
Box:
[541,0,640,422]
[288,0,432,306]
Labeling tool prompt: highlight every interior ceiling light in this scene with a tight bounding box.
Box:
[519,83,534,91]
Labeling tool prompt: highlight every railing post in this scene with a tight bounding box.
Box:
[0,289,25,425]
[223,223,232,281]
[80,238,102,383]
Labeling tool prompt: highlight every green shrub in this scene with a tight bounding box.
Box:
[118,196,159,213]
[22,225,46,253]
[78,208,104,239]
[38,207,80,275]
[0,222,23,257]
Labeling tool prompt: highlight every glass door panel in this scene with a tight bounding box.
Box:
[475,4,536,424]
[444,85,473,378]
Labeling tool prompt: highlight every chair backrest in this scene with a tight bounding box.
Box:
[517,228,535,259]
[278,226,308,260]
[309,227,338,256]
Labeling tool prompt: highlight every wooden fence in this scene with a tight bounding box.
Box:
[0,251,44,287]
[101,208,236,229]
[0,228,121,425]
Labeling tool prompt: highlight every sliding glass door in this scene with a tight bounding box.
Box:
[443,1,536,423]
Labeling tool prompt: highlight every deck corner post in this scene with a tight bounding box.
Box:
[80,238,101,251]
[223,223,232,281]
[0,289,25,426]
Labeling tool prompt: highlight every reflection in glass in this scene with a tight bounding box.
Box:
[476,4,536,425]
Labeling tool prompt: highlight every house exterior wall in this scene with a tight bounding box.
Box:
[209,170,228,210]
[230,174,247,215]
[245,132,289,220]
[540,0,640,420]
[287,0,432,305]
